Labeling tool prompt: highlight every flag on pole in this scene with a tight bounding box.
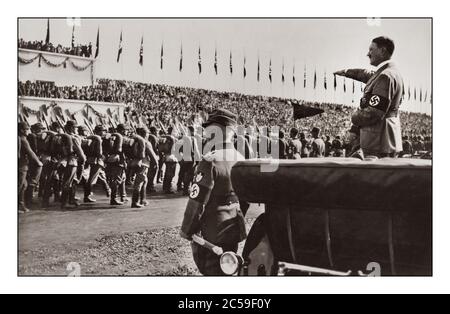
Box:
[323,71,327,90]
[117,31,123,63]
[414,87,417,101]
[408,85,411,100]
[243,55,247,78]
[420,88,423,102]
[292,62,296,86]
[257,57,260,82]
[343,78,347,93]
[179,44,183,72]
[424,90,428,102]
[360,82,364,92]
[45,19,50,45]
[71,25,75,49]
[269,59,272,83]
[303,65,307,88]
[214,48,218,75]
[160,42,164,70]
[352,80,355,94]
[198,46,202,74]
[313,69,317,89]
[95,27,100,58]
[333,74,337,91]
[229,51,233,75]
[281,60,285,84]
[139,36,144,66]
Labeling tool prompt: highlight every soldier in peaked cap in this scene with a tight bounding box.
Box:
[180,108,247,275]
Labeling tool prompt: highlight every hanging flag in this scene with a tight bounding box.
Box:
[303,65,307,88]
[198,46,202,74]
[94,27,100,58]
[257,57,260,82]
[229,51,233,75]
[45,19,50,45]
[117,31,123,63]
[179,44,183,72]
[243,55,247,78]
[71,25,75,49]
[160,42,164,70]
[313,69,317,89]
[360,82,364,92]
[352,80,355,94]
[424,90,428,102]
[408,85,411,100]
[343,78,347,93]
[281,60,285,84]
[420,88,423,102]
[333,74,337,91]
[414,87,417,101]
[292,62,296,86]
[269,59,272,83]
[323,71,327,90]
[139,36,144,66]
[214,48,218,75]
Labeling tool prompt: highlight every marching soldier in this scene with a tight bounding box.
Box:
[60,120,86,209]
[82,125,108,203]
[334,36,404,157]
[105,124,128,205]
[147,126,160,193]
[25,123,45,207]
[180,109,247,276]
[41,122,63,207]
[19,122,42,213]
[129,127,158,208]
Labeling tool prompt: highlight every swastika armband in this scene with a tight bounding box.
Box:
[365,94,390,112]
[189,183,211,204]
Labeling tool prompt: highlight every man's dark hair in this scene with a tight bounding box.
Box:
[372,36,395,56]
[290,128,299,138]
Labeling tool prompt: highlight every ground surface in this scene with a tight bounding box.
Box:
[18,186,263,276]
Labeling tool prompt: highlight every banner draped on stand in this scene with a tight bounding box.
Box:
[19,51,93,72]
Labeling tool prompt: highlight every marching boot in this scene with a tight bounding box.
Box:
[131,190,143,208]
[120,182,129,203]
[140,189,148,206]
[69,186,79,207]
[83,184,96,203]
[110,185,124,206]
[19,189,30,213]
[60,190,69,209]
[24,186,34,208]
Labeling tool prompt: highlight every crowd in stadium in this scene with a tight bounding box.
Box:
[18,79,432,140]
[18,38,93,58]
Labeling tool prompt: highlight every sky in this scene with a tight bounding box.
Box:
[18,18,432,113]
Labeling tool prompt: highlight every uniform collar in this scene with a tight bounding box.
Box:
[376,59,393,71]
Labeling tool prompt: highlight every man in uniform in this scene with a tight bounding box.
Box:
[25,123,45,207]
[161,127,178,194]
[19,122,42,213]
[60,120,86,209]
[82,125,108,203]
[310,127,326,158]
[287,128,302,159]
[147,126,160,193]
[180,109,247,276]
[129,127,158,208]
[105,124,128,205]
[334,36,404,157]
[41,122,63,207]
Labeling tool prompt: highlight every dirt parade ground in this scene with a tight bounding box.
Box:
[18,184,264,276]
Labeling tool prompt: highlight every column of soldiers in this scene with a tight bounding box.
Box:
[19,117,353,214]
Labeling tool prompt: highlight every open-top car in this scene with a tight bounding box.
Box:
[223,158,432,276]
